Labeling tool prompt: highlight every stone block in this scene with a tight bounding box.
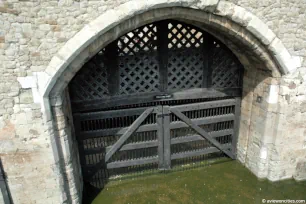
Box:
[214,1,235,17]
[231,6,253,27]
[13,112,28,125]
[269,37,300,74]
[246,16,276,45]
[19,89,34,104]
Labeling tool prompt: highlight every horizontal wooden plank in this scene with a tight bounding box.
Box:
[106,140,158,152]
[84,140,158,154]
[72,92,161,113]
[170,98,236,112]
[171,143,231,160]
[171,129,233,145]
[71,88,241,113]
[170,114,235,130]
[80,123,158,139]
[107,156,158,169]
[83,129,232,154]
[170,88,241,101]
[171,108,234,159]
[80,114,234,139]
[77,106,153,121]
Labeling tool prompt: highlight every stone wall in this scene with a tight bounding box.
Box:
[0,0,305,203]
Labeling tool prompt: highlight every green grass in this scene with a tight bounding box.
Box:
[92,161,306,204]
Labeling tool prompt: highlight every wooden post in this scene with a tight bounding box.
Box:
[156,106,164,170]
[202,33,214,88]
[163,106,171,170]
[105,41,120,95]
[73,114,88,180]
[157,21,169,92]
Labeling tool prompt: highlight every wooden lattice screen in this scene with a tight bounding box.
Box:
[69,19,243,112]
[69,19,244,191]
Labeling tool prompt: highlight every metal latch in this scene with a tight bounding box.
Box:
[154,94,172,100]
[157,113,170,118]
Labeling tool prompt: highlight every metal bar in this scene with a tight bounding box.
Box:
[171,129,234,145]
[105,108,154,162]
[171,144,231,160]
[80,123,158,139]
[156,106,164,170]
[163,106,171,170]
[232,97,241,158]
[0,159,12,204]
[170,108,234,159]
[170,99,235,112]
[107,156,158,169]
[170,114,235,130]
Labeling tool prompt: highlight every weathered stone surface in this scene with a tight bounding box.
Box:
[246,16,276,45]
[0,0,306,203]
[19,90,33,104]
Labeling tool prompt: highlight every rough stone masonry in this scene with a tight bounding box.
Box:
[0,0,306,203]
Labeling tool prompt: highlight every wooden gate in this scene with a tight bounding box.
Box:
[69,19,243,188]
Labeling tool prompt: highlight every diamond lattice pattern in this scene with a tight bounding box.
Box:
[168,22,203,49]
[69,57,109,101]
[211,43,242,88]
[119,53,160,95]
[118,24,158,56]
[167,49,204,91]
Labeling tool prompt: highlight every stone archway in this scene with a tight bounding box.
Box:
[38,1,302,203]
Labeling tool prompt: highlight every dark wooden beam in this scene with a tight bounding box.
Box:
[105,40,119,95]
[157,21,169,92]
[202,33,214,88]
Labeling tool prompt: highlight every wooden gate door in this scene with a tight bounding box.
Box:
[74,97,240,187]
[160,98,240,170]
[74,106,160,186]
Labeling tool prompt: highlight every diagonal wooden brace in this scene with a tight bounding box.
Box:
[105,107,154,162]
[170,108,234,159]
